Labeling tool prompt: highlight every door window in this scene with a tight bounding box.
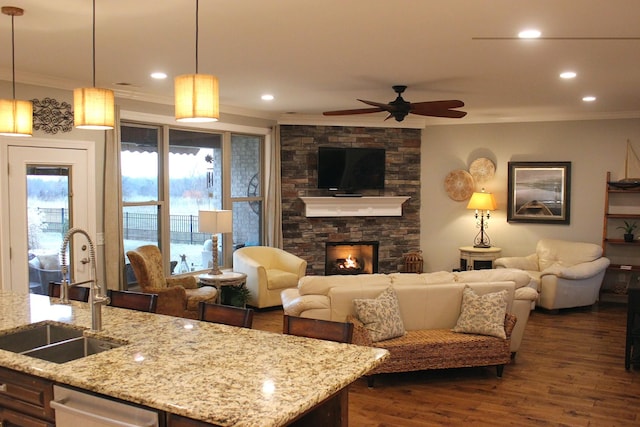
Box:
[26,166,70,294]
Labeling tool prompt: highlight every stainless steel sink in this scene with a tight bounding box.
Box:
[0,323,84,353]
[22,336,123,363]
[0,322,125,363]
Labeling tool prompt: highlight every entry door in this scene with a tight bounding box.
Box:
[2,140,96,293]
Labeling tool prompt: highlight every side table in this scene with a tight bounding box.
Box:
[459,246,502,271]
[199,271,248,305]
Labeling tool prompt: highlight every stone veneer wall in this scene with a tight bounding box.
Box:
[280,125,421,275]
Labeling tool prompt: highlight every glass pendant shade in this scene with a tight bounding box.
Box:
[73,87,115,130]
[0,98,32,137]
[175,73,219,122]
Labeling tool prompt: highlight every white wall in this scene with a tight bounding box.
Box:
[420,118,640,272]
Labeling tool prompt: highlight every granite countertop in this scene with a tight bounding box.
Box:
[0,292,388,427]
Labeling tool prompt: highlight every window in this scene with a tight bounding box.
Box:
[231,134,263,248]
[121,123,264,281]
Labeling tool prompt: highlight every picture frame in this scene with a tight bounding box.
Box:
[507,161,571,224]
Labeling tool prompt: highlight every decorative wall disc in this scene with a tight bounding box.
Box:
[444,169,474,201]
[469,157,495,183]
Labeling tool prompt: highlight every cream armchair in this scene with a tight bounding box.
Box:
[495,239,610,311]
[233,246,307,308]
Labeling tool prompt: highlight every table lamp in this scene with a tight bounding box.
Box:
[199,210,233,275]
[466,189,497,248]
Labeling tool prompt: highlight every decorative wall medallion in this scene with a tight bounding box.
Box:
[444,169,474,201]
[31,98,74,134]
[469,157,495,183]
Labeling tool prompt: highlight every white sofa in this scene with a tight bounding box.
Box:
[281,269,538,355]
[495,239,610,311]
[233,246,307,308]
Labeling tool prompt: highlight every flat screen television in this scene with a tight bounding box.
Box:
[317,147,385,192]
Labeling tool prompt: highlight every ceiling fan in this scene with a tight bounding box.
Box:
[322,85,467,122]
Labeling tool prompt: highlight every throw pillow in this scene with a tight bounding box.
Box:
[353,286,405,342]
[28,256,41,269]
[37,254,60,270]
[452,286,508,339]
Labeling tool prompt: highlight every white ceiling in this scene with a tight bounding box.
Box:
[2,0,640,126]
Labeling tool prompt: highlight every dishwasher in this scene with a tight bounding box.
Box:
[51,385,160,427]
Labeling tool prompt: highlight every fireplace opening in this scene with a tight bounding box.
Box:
[325,241,379,275]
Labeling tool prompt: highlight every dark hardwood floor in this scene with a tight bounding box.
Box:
[252,303,640,426]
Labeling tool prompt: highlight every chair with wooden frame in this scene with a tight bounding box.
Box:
[282,315,354,343]
[108,290,158,313]
[198,302,254,328]
[48,282,90,302]
[127,245,217,319]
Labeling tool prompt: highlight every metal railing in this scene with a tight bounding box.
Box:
[37,208,209,244]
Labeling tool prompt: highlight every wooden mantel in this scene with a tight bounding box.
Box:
[300,196,410,217]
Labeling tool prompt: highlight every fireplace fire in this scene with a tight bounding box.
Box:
[325,241,379,275]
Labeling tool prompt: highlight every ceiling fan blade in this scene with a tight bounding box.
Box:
[357,99,394,110]
[410,100,465,110]
[410,100,467,118]
[415,109,467,119]
[322,107,385,116]
[473,36,640,40]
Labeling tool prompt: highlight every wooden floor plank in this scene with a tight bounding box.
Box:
[252,302,640,426]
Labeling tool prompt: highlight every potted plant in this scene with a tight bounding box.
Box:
[617,220,638,242]
[221,285,252,308]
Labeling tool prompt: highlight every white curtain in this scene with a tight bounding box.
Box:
[265,125,283,248]
[103,107,125,290]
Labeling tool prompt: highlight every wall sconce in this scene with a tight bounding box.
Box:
[175,0,219,122]
[0,6,32,137]
[198,210,232,275]
[73,0,114,130]
[466,189,497,248]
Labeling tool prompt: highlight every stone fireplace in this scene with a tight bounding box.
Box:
[280,125,421,275]
[325,241,379,275]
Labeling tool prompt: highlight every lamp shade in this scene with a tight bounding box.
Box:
[466,191,497,211]
[199,210,232,234]
[175,74,219,122]
[0,99,32,137]
[73,87,115,129]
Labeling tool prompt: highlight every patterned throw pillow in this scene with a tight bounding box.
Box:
[353,287,405,342]
[452,286,508,339]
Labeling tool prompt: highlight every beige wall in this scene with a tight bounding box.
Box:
[420,118,640,272]
[5,81,640,278]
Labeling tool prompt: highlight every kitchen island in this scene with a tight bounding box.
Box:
[0,292,388,426]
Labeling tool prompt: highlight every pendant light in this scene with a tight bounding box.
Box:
[175,0,219,122]
[0,6,32,137]
[73,0,114,130]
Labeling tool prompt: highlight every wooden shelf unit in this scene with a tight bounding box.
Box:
[601,172,640,302]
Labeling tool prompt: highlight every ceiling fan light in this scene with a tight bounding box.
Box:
[175,73,219,122]
[0,98,32,137]
[73,87,115,130]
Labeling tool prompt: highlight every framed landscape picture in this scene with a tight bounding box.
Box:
[507,161,571,224]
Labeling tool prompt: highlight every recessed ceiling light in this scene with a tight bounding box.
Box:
[560,71,577,79]
[261,94,274,101]
[582,96,596,102]
[150,72,167,79]
[518,29,541,39]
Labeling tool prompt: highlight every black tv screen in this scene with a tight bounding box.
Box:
[317,147,385,191]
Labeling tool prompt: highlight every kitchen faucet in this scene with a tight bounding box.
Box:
[60,227,109,331]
